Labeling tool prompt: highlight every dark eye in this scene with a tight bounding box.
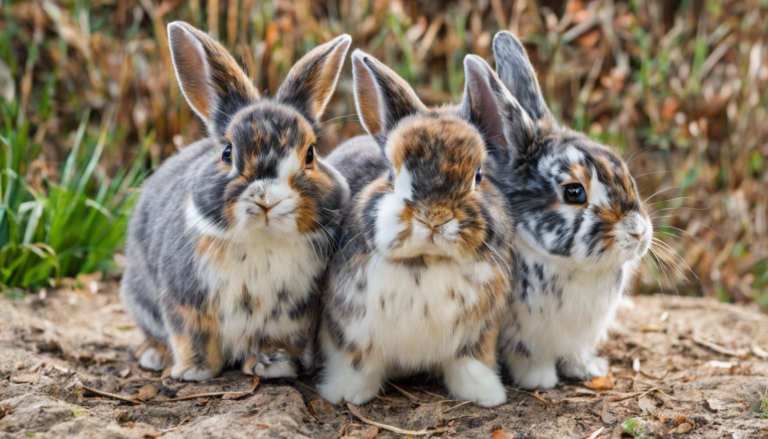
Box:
[475,166,484,186]
[305,145,315,166]
[563,183,587,204]
[222,143,232,165]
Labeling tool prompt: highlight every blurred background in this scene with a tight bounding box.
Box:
[0,0,766,308]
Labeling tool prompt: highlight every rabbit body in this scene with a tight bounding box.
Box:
[490,31,653,389]
[120,22,351,381]
[318,51,524,407]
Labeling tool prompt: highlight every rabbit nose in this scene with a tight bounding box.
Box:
[629,233,641,240]
[254,200,282,214]
[416,210,454,229]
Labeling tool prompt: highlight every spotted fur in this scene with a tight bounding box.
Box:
[317,51,516,408]
[491,31,653,389]
[120,22,351,381]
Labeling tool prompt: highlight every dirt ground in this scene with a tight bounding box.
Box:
[0,284,767,439]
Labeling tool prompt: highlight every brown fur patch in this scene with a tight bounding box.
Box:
[169,22,258,120]
[197,235,228,266]
[171,302,224,372]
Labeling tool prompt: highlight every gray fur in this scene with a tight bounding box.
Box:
[120,24,352,381]
[325,135,389,198]
[492,31,552,122]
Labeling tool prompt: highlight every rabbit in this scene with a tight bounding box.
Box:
[317,49,526,408]
[119,21,351,382]
[489,31,653,389]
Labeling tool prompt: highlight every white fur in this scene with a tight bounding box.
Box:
[139,347,167,371]
[503,151,653,389]
[182,193,324,378]
[318,253,506,406]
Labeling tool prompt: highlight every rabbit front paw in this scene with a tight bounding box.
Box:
[560,353,609,381]
[139,346,169,371]
[170,364,217,382]
[444,357,507,407]
[254,357,297,379]
[508,354,558,389]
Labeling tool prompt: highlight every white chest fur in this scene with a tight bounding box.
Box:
[341,254,496,369]
[512,250,632,361]
[195,232,324,361]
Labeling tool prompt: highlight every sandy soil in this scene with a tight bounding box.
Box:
[1,284,767,439]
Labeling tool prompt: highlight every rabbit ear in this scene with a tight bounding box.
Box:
[351,49,427,144]
[275,34,352,124]
[461,55,534,156]
[492,31,552,122]
[168,21,259,136]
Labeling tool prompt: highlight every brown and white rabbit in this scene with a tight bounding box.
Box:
[119,22,351,381]
[317,50,522,407]
[490,31,653,389]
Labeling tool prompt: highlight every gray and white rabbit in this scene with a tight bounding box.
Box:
[318,50,523,407]
[490,31,653,389]
[119,22,351,381]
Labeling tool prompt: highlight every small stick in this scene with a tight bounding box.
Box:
[440,400,472,414]
[163,376,259,402]
[159,417,191,432]
[347,403,449,436]
[690,336,748,358]
[607,387,658,403]
[578,426,605,439]
[81,384,144,405]
[506,387,550,404]
[388,382,430,403]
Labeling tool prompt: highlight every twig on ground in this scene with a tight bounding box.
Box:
[417,387,447,400]
[607,387,658,402]
[80,384,143,405]
[162,376,259,402]
[506,387,550,404]
[159,416,191,432]
[347,403,450,436]
[578,426,605,439]
[388,381,431,403]
[690,336,748,358]
[439,400,472,414]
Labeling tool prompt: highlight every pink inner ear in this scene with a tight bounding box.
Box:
[169,25,212,120]
[466,65,509,152]
[353,56,384,136]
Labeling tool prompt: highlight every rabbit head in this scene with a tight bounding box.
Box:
[349,50,518,262]
[168,22,351,239]
[489,31,652,269]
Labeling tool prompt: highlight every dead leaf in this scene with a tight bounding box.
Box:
[340,423,379,439]
[706,399,726,412]
[493,430,523,439]
[133,385,159,401]
[675,422,693,434]
[601,400,617,424]
[584,374,614,391]
[307,398,334,420]
[11,370,40,383]
[123,422,162,438]
[0,406,11,420]
[638,395,660,414]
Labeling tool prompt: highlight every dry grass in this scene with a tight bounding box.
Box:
[1,0,766,305]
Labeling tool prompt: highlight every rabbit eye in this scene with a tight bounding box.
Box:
[474,166,484,186]
[222,143,233,165]
[563,183,586,204]
[305,145,315,166]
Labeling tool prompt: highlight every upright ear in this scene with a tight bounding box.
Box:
[275,34,352,123]
[492,31,552,122]
[461,55,534,157]
[351,49,427,145]
[168,21,259,137]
